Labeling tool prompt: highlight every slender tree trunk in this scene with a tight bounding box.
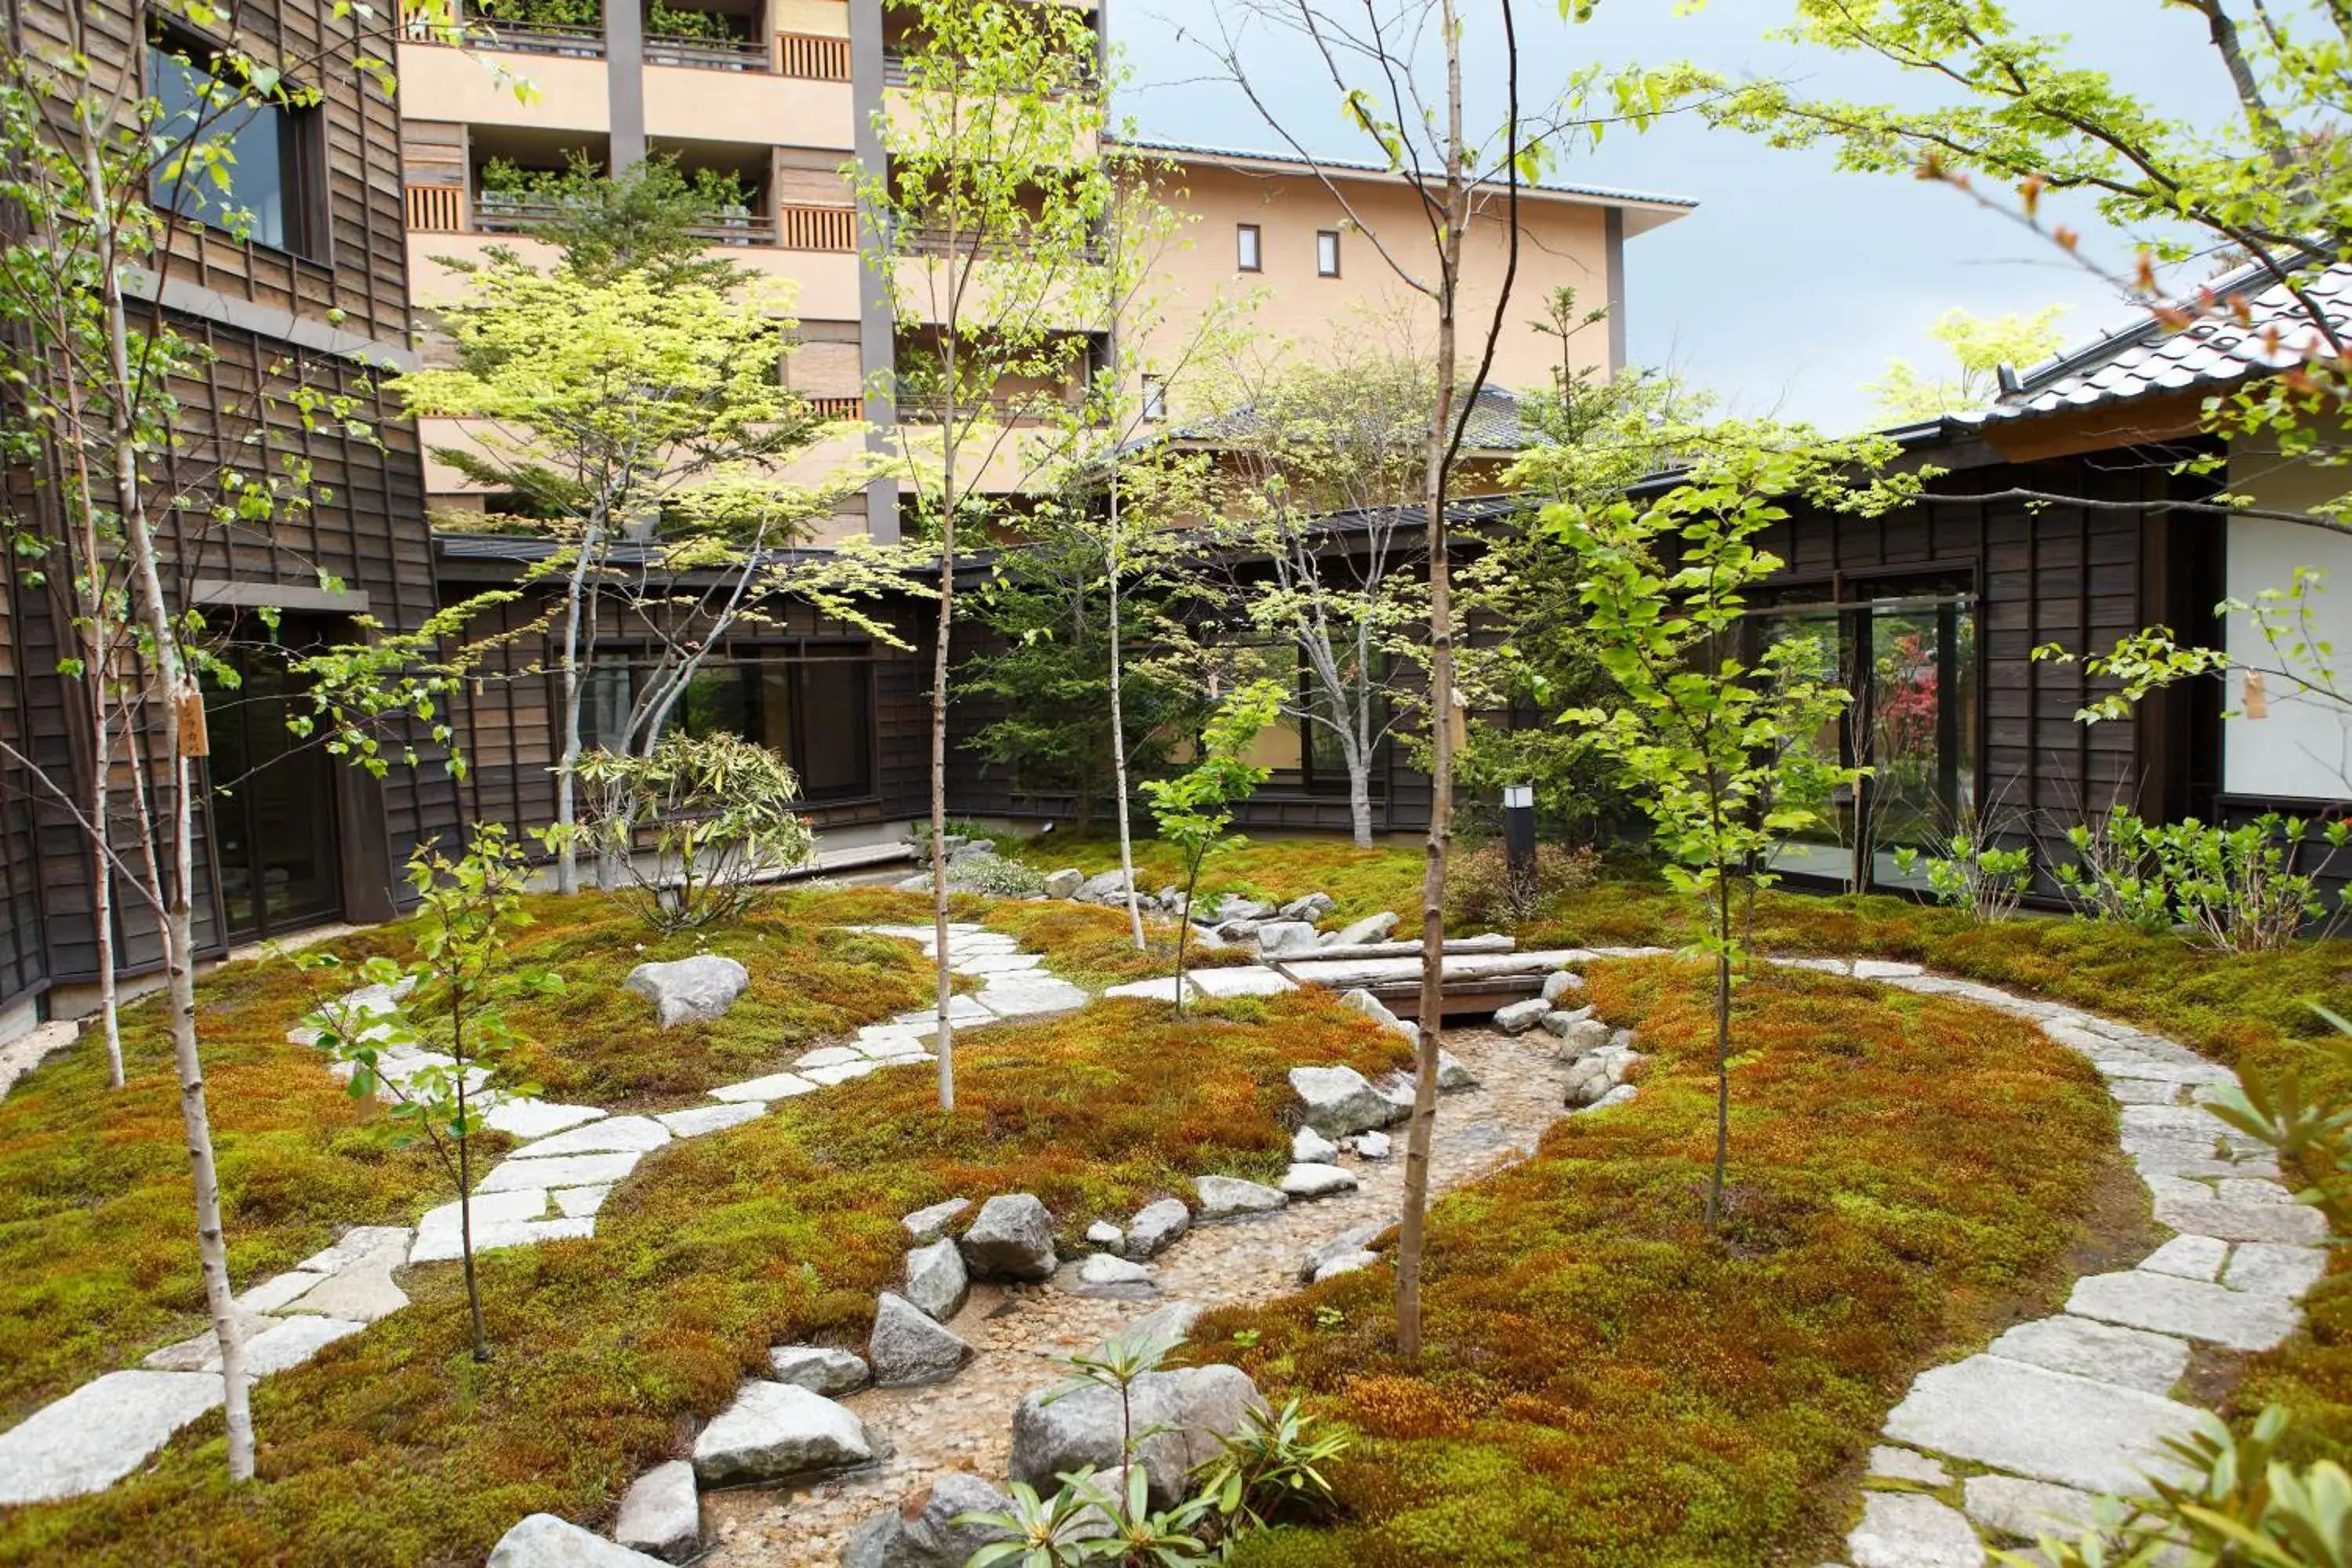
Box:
[1704,873,1732,1233]
[1347,748,1374,851]
[87,138,252,1477]
[85,647,123,1087]
[1399,0,1469,1364]
[554,521,603,896]
[455,1002,489,1359]
[1107,476,1146,949]
[1173,851,1202,1018]
[932,453,959,1111]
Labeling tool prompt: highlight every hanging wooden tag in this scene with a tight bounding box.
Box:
[2243,670,2270,721]
[177,684,212,757]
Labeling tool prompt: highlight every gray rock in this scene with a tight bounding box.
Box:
[624,955,752,1029]
[1369,1070,1419,1120]
[902,1198,971,1245]
[1883,1354,2199,1494]
[1299,1220,1392,1283]
[1086,1221,1125,1250]
[1065,1252,1157,1299]
[868,1292,973,1386]
[1010,1366,1262,1507]
[1550,1015,1612,1055]
[1436,1051,1477,1091]
[1196,1174,1288,1220]
[1589,1083,1638,1111]
[1565,1047,1641,1108]
[691,1381,872,1486]
[1987,1316,2188,1396]
[2138,1235,2229,1281]
[1075,869,1132,904]
[1312,1250,1378,1283]
[1338,987,1417,1041]
[613,1461,700,1563]
[1962,1475,2103,1544]
[1279,892,1337,922]
[1868,1446,1951,1486]
[1289,1064,1406,1136]
[1254,921,1324,960]
[1354,1130,1392,1160]
[1292,1127,1340,1163]
[1125,1199,1190,1260]
[959,1194,1058,1283]
[1214,895,1274,924]
[840,1473,1020,1568]
[1541,970,1584,1004]
[1281,1163,1358,1200]
[1493,997,1551,1035]
[1845,1493,1984,1568]
[1044,868,1086,900]
[2223,1243,2328,1300]
[904,1239,971,1323]
[1327,912,1399,947]
[0,1369,223,1506]
[2067,1269,2302,1351]
[768,1345,872,1397]
[489,1513,670,1566]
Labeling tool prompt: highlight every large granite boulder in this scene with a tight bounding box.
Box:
[1279,892,1337,922]
[1492,997,1551,1035]
[1289,1064,1406,1137]
[1010,1367,1263,1507]
[1074,869,1132,905]
[904,1239,970,1323]
[489,1513,669,1566]
[1196,1174,1287,1220]
[624,956,752,1029]
[612,1461,699,1563]
[840,1473,1021,1568]
[1254,921,1323,960]
[958,1194,1058,1282]
[1043,868,1086,900]
[1124,1199,1190,1261]
[868,1291,973,1386]
[901,1198,970,1244]
[691,1381,871,1486]
[767,1345,870,1398]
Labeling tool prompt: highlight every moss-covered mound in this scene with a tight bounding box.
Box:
[0,991,1412,1567]
[0,937,452,1432]
[996,831,1425,929]
[1208,959,2126,1568]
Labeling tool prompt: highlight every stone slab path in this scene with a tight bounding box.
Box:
[0,921,1056,1510]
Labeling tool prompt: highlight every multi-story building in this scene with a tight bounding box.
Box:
[1,0,465,1040]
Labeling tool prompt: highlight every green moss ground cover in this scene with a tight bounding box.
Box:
[0,936,449,1430]
[0,992,1411,1567]
[1206,958,2129,1568]
[995,831,1425,929]
[782,884,1250,989]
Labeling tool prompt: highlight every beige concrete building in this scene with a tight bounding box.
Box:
[393,1,1692,539]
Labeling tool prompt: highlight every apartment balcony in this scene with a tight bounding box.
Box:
[405,183,862,317]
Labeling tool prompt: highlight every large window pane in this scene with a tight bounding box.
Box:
[149,43,299,252]
[795,661,873,799]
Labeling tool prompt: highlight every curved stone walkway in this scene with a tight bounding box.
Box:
[0,920,1072,1509]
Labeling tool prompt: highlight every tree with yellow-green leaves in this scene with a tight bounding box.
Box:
[1865,306,2070,423]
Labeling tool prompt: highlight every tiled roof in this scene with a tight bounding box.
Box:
[1115,137,1698,213]
[1164,383,1538,452]
[1969,259,2350,425]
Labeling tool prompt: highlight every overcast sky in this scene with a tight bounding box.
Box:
[1109,0,2238,431]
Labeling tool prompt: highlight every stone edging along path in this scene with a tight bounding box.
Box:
[0,921,1082,1509]
[0,931,2329,1568]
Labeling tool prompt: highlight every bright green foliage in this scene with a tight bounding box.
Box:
[2211,1005,2352,1240]
[471,151,757,290]
[1209,959,2122,1568]
[572,733,815,933]
[1143,681,1287,1013]
[2054,807,2348,954]
[1197,1396,1352,1535]
[294,826,561,1359]
[1893,811,2034,924]
[1548,445,1879,1229]
[1865,306,2071,423]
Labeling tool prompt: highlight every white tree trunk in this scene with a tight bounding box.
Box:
[1106,478,1145,949]
[553,520,602,897]
[89,684,122,1087]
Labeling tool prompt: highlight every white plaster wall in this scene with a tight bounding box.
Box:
[2225,448,2352,799]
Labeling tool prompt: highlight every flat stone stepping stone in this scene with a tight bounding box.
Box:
[2067,1269,2303,1350]
[1987,1315,2189,1396]
[205,1314,368,1377]
[1846,1490,1983,1568]
[2225,1243,2328,1299]
[490,1512,669,1566]
[2152,1195,2325,1244]
[411,1215,595,1264]
[975,979,1090,1017]
[614,1459,700,1563]
[769,1346,870,1397]
[1882,1354,2200,1494]
[1196,1174,1287,1220]
[1868,1446,1951,1486]
[478,1150,642,1193]
[794,1047,864,1069]
[692,1381,872,1486]
[951,954,1044,974]
[143,1311,275,1371]
[892,997,993,1026]
[1189,966,1298,998]
[2138,1234,2229,1280]
[710,1072,818,1104]
[0,1369,223,1505]
[1962,1474,2102,1542]
[1103,978,1185,1004]
[482,1100,607,1140]
[1064,1252,1157,1299]
[508,1115,670,1160]
[1851,960,1926,980]
[658,1103,765,1138]
[804,1059,882,1087]
[553,1185,612,1218]
[236,1269,331,1314]
[297,1226,412,1276]
[1281,1163,1358,1200]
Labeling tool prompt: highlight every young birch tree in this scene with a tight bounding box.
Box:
[858,0,1114,1107]
[0,0,492,1482]
[1207,0,1697,1356]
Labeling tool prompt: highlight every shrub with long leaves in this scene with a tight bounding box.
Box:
[572,732,814,933]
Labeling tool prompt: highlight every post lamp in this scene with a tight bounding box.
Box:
[1503,783,1536,900]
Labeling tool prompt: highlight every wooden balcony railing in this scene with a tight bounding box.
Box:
[471,194,780,246]
[882,49,1096,92]
[778,204,858,252]
[775,31,852,80]
[806,396,865,421]
[644,31,768,71]
[406,183,466,234]
[902,224,1101,263]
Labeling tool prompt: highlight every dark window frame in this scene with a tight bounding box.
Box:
[1236,222,1262,273]
[1140,372,1167,422]
[145,27,330,263]
[1316,229,1341,278]
[585,644,881,804]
